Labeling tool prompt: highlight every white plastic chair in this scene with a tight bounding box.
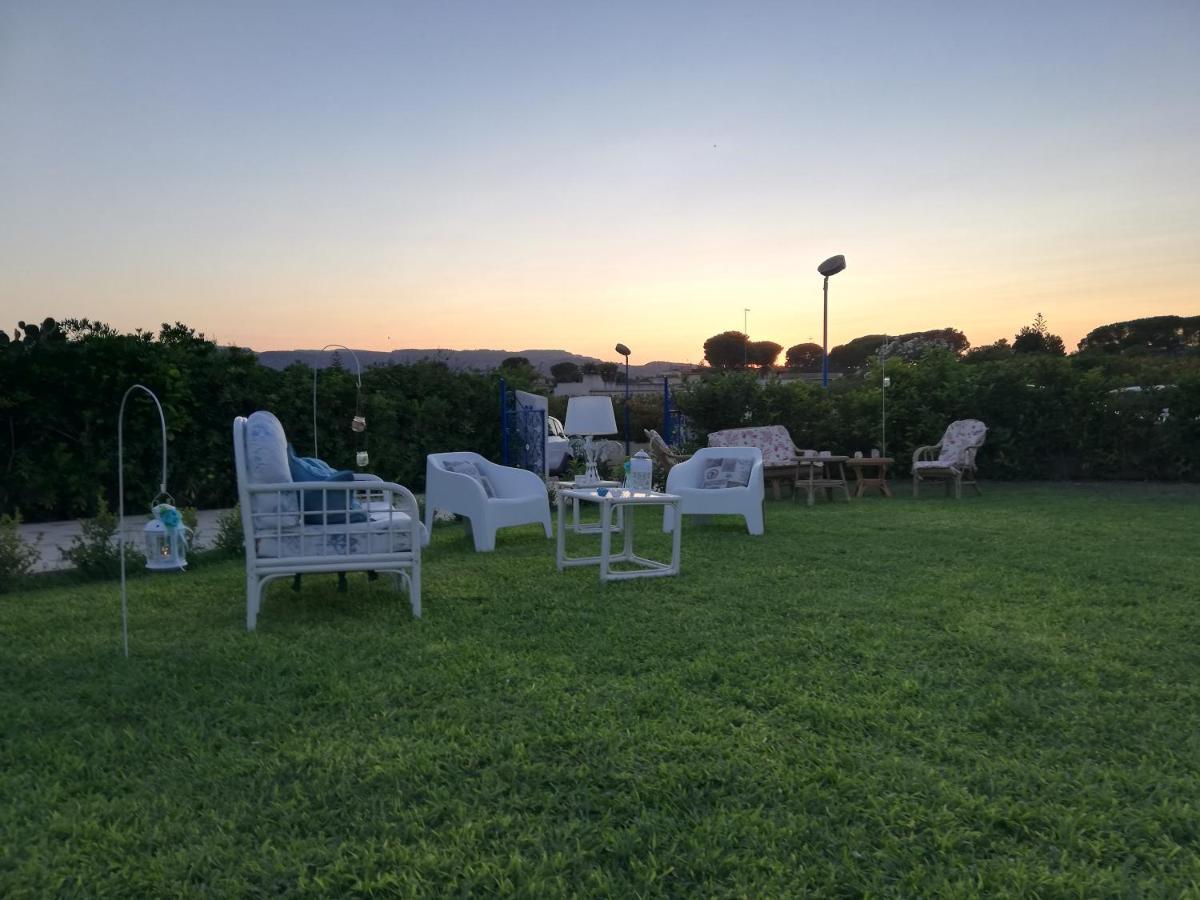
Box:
[424,452,552,552]
[662,446,765,535]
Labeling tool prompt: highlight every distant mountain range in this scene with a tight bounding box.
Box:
[253,347,693,379]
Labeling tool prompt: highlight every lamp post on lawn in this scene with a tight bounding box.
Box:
[615,343,631,456]
[817,255,846,388]
[743,308,750,368]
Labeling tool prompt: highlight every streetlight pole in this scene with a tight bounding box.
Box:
[743,308,750,368]
[615,343,632,456]
[817,255,846,388]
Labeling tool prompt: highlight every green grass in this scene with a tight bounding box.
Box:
[3,483,1199,897]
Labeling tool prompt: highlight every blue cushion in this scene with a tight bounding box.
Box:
[287,444,338,482]
[302,469,369,526]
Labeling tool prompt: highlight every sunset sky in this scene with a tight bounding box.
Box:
[2,1,1197,364]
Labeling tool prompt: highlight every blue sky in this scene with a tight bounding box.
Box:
[2,1,1197,360]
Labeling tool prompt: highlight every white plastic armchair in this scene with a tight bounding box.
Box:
[424,452,552,552]
[912,419,987,499]
[234,412,421,631]
[663,446,765,535]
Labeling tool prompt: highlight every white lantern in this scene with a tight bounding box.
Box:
[143,504,189,571]
[628,450,653,491]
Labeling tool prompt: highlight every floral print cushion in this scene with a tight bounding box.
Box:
[708,426,798,466]
[937,419,987,465]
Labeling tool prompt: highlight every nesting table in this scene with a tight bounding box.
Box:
[555,479,623,533]
[556,488,682,581]
[795,455,851,506]
[845,457,894,497]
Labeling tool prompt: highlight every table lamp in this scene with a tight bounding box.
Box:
[564,396,617,486]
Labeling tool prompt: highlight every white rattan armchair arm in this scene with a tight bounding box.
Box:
[912,443,942,466]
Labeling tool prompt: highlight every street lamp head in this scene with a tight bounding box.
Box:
[614,343,631,357]
[818,255,846,278]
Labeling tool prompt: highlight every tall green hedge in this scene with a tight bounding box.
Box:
[0,322,533,522]
[674,352,1200,481]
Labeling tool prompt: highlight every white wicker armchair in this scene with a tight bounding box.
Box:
[234,412,422,631]
[912,419,987,499]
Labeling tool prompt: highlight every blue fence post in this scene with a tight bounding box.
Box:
[499,377,509,465]
[662,377,672,445]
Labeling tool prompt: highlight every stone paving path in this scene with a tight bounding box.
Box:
[18,509,232,573]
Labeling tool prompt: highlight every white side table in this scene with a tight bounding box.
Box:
[554,479,623,534]
[556,488,682,581]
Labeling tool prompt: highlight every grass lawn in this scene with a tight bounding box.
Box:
[2,483,1199,896]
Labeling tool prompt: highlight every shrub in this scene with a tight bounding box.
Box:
[0,512,39,593]
[60,496,135,580]
[213,505,245,557]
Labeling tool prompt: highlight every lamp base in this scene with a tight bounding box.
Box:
[576,437,602,486]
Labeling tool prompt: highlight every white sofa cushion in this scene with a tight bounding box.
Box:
[255,511,418,558]
[244,411,301,528]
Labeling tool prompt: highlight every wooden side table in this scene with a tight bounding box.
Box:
[763,464,799,500]
[794,456,851,506]
[845,457,894,497]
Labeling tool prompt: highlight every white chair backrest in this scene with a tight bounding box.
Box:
[938,419,987,465]
[233,412,302,532]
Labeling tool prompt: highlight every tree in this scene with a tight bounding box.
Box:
[882,328,970,361]
[785,342,824,371]
[580,362,599,376]
[830,328,969,371]
[1013,313,1066,356]
[703,331,750,369]
[964,338,1013,362]
[1077,315,1200,355]
[598,361,619,383]
[747,340,783,370]
[550,361,581,384]
[500,356,532,370]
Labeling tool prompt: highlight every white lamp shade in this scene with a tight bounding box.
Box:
[564,396,617,435]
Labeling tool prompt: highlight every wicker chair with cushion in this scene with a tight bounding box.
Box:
[912,419,987,499]
[644,429,692,479]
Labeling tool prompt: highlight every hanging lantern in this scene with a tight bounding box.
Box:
[143,502,190,571]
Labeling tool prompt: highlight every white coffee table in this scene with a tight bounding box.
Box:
[556,488,682,581]
[554,479,623,534]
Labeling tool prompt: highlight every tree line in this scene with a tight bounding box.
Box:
[700,314,1200,371]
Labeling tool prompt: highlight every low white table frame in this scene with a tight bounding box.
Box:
[556,488,682,581]
[555,480,624,534]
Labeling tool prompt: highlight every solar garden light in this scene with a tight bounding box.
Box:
[817,254,846,388]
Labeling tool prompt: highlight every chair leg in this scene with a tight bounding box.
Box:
[470,519,496,552]
[954,476,962,500]
[913,475,919,498]
[745,504,764,536]
[408,566,421,618]
[246,575,262,632]
[540,508,553,538]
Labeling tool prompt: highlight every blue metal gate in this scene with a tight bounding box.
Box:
[499,378,547,475]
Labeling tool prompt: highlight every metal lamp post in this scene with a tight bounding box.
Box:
[817,255,846,387]
[615,343,631,456]
[743,308,750,367]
